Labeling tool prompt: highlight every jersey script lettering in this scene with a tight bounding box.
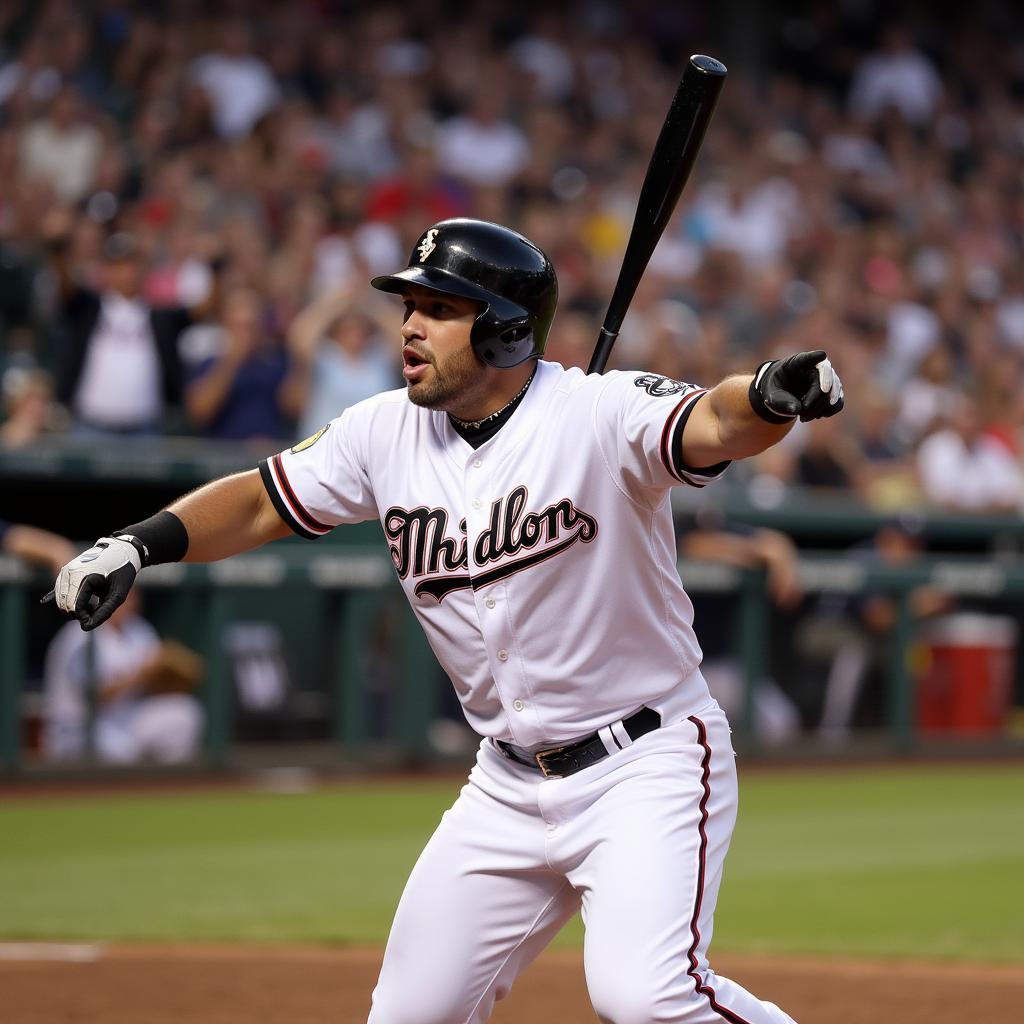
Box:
[383,485,598,602]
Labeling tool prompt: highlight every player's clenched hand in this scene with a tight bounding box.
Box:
[47,536,142,631]
[749,350,844,424]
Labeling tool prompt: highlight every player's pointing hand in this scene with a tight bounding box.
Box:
[749,350,844,424]
[45,536,143,631]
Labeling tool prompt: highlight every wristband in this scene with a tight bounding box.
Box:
[114,510,189,567]
[748,361,796,425]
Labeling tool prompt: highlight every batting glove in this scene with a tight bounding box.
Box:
[749,350,844,424]
[50,536,144,631]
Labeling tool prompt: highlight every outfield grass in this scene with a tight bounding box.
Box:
[0,764,1021,961]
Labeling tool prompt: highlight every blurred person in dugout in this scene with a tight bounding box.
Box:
[285,283,399,441]
[797,515,952,737]
[0,518,75,576]
[678,508,803,744]
[42,587,204,764]
[49,228,190,435]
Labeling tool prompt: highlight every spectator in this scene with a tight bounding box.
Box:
[435,93,531,188]
[855,393,919,510]
[896,345,960,444]
[315,85,399,181]
[916,396,1024,513]
[688,165,803,266]
[284,285,398,440]
[1,366,58,449]
[310,191,404,299]
[42,587,204,764]
[848,26,943,126]
[795,415,864,492]
[18,86,101,203]
[191,18,281,140]
[0,33,62,107]
[52,232,190,435]
[879,287,942,393]
[366,142,467,228]
[185,286,293,441]
[510,16,574,101]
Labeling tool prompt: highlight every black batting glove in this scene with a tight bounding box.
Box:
[45,535,145,631]
[749,350,844,424]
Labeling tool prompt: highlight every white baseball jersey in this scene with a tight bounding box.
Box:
[259,360,729,749]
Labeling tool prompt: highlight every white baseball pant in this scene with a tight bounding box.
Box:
[368,700,797,1024]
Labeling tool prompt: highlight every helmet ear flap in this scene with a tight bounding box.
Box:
[473,313,535,368]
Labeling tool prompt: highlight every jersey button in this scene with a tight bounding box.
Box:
[472,499,482,509]
[512,699,524,711]
[473,459,483,469]
[497,649,509,662]
[485,597,496,609]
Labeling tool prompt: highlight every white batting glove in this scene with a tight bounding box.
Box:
[49,536,143,631]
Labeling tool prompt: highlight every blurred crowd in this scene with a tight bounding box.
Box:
[1,0,1024,513]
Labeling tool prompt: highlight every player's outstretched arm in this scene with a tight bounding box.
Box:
[48,469,290,631]
[169,469,291,562]
[681,350,843,466]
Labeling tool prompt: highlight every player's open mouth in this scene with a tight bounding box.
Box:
[403,347,431,381]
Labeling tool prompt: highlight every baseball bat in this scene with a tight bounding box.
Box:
[588,54,727,375]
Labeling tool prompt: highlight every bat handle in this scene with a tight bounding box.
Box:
[588,327,619,375]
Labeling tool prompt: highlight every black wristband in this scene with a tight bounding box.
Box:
[748,361,796,425]
[114,510,189,566]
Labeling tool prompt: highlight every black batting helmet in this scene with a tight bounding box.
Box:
[370,218,558,368]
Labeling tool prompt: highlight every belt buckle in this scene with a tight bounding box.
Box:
[534,745,567,778]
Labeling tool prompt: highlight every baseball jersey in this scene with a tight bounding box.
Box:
[259,361,729,748]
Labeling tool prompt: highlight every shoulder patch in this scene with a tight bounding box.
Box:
[633,374,691,397]
[291,424,329,454]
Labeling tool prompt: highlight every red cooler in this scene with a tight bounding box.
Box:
[916,613,1017,735]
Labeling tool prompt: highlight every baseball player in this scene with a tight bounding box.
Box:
[50,219,843,1023]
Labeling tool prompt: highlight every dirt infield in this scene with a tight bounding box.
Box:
[3,944,1023,1023]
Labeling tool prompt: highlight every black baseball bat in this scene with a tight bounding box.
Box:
[588,54,727,375]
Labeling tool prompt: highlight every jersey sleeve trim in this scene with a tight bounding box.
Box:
[662,390,731,488]
[258,455,332,540]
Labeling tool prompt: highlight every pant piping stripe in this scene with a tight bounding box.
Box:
[685,715,756,1024]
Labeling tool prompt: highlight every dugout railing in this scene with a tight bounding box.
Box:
[2,549,1023,774]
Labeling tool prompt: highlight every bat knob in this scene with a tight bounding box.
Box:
[690,54,728,76]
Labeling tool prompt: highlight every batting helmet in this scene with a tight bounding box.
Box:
[370,218,558,368]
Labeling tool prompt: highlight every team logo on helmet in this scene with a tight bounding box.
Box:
[633,374,690,397]
[417,229,439,263]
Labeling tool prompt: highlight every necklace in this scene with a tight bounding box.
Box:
[449,370,536,430]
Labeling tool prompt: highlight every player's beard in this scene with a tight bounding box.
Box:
[406,344,487,415]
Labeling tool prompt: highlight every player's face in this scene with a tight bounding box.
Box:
[399,286,489,414]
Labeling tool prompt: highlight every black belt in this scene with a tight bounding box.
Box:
[497,706,662,778]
